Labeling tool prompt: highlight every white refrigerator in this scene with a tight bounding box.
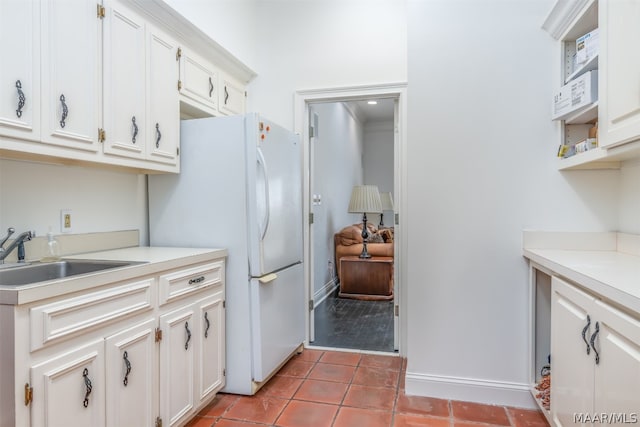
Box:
[148,113,304,395]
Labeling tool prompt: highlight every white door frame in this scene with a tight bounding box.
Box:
[294,82,408,356]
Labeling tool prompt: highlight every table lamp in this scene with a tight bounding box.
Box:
[378,192,394,227]
[348,185,382,258]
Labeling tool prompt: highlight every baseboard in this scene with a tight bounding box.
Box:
[405,371,537,409]
[314,280,339,306]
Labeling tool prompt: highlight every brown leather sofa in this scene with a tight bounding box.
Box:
[334,223,394,282]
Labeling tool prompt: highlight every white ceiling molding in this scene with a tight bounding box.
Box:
[541,0,592,39]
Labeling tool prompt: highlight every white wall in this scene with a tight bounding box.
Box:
[248,0,408,129]
[310,102,364,296]
[619,159,640,233]
[163,0,258,72]
[406,0,620,406]
[363,120,394,226]
[0,159,148,243]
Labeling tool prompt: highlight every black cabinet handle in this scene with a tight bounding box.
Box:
[204,311,210,338]
[188,276,205,285]
[185,321,191,350]
[123,351,131,386]
[209,77,214,98]
[131,116,138,144]
[224,86,229,105]
[59,94,68,128]
[155,123,161,148]
[589,321,600,364]
[581,315,591,355]
[82,368,93,408]
[16,80,25,118]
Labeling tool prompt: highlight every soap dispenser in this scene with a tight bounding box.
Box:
[41,228,60,262]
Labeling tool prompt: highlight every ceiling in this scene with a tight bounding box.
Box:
[346,98,395,123]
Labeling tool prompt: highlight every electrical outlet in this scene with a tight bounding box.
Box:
[60,209,72,233]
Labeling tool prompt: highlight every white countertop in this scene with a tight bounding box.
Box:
[524,244,640,315]
[0,246,227,305]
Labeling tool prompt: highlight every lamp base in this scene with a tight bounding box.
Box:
[359,213,372,259]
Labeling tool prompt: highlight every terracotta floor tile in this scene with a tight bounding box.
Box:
[197,394,240,418]
[319,351,362,366]
[277,358,315,378]
[454,422,509,427]
[259,375,304,399]
[275,400,339,427]
[393,413,451,427]
[334,406,393,427]
[451,401,509,426]
[296,349,324,362]
[293,379,349,405]
[506,407,550,427]
[360,354,403,371]
[185,416,216,427]
[342,384,396,411]
[222,395,288,424]
[214,420,262,427]
[352,365,399,388]
[308,362,356,383]
[395,393,450,418]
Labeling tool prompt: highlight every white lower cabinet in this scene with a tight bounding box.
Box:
[160,304,196,426]
[105,319,157,427]
[30,339,106,427]
[159,292,225,426]
[2,257,226,427]
[551,276,640,426]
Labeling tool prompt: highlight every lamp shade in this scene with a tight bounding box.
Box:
[348,185,382,214]
[380,192,394,211]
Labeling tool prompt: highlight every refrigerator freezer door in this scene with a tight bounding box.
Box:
[250,262,305,382]
[246,115,303,277]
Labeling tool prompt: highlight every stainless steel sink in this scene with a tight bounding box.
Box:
[0,259,143,287]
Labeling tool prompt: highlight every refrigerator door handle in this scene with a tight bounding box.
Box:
[258,273,278,284]
[256,147,271,241]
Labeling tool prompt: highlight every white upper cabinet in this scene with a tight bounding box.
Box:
[179,49,219,116]
[219,73,245,116]
[598,0,640,149]
[0,0,40,142]
[103,1,147,160]
[147,26,180,166]
[40,0,101,152]
[0,0,254,172]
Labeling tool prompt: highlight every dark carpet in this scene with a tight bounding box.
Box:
[311,288,395,352]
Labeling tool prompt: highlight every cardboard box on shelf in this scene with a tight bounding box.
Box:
[552,70,598,121]
[576,28,599,66]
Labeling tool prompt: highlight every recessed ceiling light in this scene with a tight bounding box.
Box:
[367,100,378,105]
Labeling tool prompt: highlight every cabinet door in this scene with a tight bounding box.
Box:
[105,319,156,427]
[103,0,147,160]
[159,305,195,427]
[147,26,180,166]
[179,50,219,113]
[196,293,225,403]
[30,339,105,427]
[0,0,40,142]
[592,300,640,417]
[599,0,640,148]
[219,75,245,116]
[41,0,101,151]
[551,277,595,427]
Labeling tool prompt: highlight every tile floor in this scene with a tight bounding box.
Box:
[186,349,549,427]
[312,289,394,352]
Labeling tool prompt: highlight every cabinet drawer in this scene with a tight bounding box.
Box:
[30,278,154,351]
[159,260,224,305]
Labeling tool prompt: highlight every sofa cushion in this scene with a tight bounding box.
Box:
[337,223,378,246]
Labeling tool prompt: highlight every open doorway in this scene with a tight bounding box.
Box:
[295,84,407,355]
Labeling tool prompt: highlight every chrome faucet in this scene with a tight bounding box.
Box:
[0,228,35,264]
